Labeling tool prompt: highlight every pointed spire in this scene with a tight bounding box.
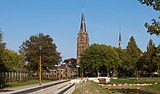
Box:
[80,7,86,32]
[0,23,1,32]
[119,32,121,42]
[118,32,122,48]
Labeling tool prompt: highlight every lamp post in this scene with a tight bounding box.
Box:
[76,65,80,78]
[63,62,68,79]
[39,46,42,86]
[82,68,84,79]
[55,64,60,80]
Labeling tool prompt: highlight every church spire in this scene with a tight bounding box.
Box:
[77,7,89,65]
[80,8,86,32]
[118,32,122,48]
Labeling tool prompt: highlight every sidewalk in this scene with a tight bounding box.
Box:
[0,80,67,94]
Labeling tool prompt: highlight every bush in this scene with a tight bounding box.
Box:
[0,76,5,88]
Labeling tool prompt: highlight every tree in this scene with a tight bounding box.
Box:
[0,32,6,70]
[0,31,6,88]
[19,33,61,72]
[3,49,25,72]
[80,44,103,77]
[152,45,160,76]
[146,39,156,75]
[139,0,160,36]
[102,45,120,77]
[139,39,156,76]
[80,44,120,77]
[115,48,128,77]
[126,36,142,77]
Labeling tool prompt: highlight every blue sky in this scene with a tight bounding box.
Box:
[0,0,159,60]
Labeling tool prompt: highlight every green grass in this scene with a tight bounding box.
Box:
[72,81,112,94]
[4,79,53,88]
[110,77,160,93]
[143,84,160,93]
[110,77,160,84]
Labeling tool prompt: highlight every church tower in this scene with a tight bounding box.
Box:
[77,8,89,64]
[118,32,122,48]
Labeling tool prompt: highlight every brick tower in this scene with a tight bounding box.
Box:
[77,8,89,65]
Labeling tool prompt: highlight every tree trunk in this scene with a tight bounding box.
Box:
[97,70,99,77]
[107,69,109,77]
[135,67,138,81]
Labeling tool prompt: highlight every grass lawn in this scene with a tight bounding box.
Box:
[3,79,53,88]
[72,81,112,94]
[142,84,160,93]
[110,77,160,84]
[110,77,160,93]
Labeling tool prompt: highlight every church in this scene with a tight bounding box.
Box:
[76,9,122,64]
[77,8,89,64]
[64,8,122,77]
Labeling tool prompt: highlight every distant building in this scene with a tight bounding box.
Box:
[118,32,122,48]
[63,58,78,77]
[77,8,89,64]
[64,58,77,65]
[40,58,77,79]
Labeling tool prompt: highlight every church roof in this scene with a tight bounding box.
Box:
[80,8,87,33]
[119,32,121,42]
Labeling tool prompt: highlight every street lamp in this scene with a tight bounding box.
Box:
[82,68,84,79]
[76,65,80,78]
[63,62,68,79]
[39,46,42,86]
[55,64,60,80]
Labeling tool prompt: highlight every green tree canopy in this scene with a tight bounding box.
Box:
[152,45,160,75]
[80,44,120,77]
[0,31,6,87]
[139,0,160,11]
[115,48,127,69]
[126,36,142,75]
[114,48,128,77]
[139,39,156,76]
[0,31,6,71]
[19,33,61,72]
[3,49,25,71]
[80,44,103,74]
[139,0,160,36]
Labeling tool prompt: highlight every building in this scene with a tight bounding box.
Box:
[43,59,77,80]
[118,32,122,48]
[63,58,78,77]
[77,8,89,64]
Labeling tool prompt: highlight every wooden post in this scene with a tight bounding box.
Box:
[58,65,60,80]
[39,46,42,86]
[39,54,42,86]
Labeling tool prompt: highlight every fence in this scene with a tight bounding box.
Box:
[0,71,60,83]
[0,70,75,84]
[0,72,28,83]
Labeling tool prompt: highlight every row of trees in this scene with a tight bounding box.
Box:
[79,0,160,77]
[0,32,61,85]
[0,33,61,73]
[139,0,160,36]
[80,36,160,77]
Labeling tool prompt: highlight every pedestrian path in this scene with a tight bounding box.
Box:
[0,80,67,94]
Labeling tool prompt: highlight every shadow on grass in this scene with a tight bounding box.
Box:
[109,88,155,94]
[0,89,14,93]
[0,84,14,92]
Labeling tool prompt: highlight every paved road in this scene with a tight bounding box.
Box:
[30,81,70,94]
[0,80,70,94]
